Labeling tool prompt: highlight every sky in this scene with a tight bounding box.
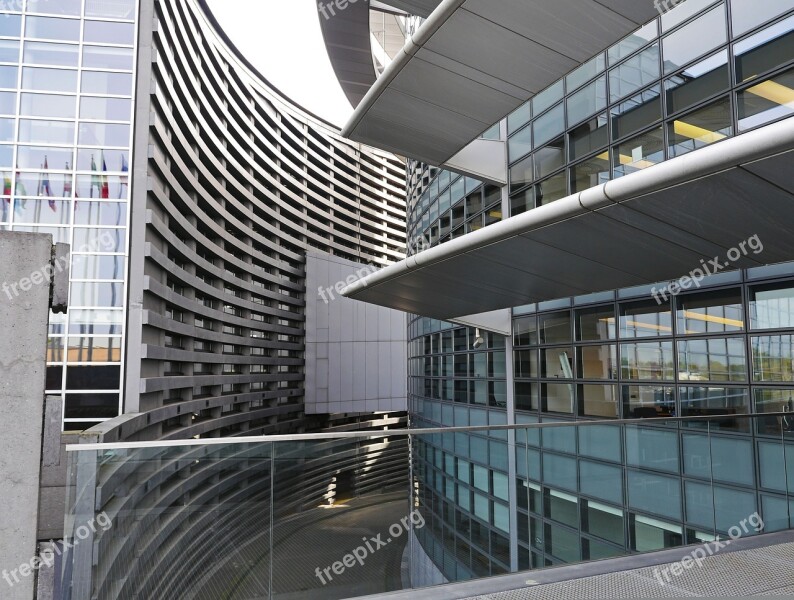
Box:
[205,0,355,127]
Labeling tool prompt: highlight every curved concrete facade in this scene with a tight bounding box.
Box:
[120,0,407,439]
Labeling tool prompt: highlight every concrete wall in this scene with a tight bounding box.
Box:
[0,232,53,600]
[305,250,407,414]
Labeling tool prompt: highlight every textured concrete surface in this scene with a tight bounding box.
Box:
[305,250,407,414]
[0,232,53,600]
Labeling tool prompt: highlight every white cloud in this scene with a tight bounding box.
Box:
[205,0,354,128]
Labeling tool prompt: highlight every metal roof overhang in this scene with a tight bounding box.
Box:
[341,117,794,320]
[342,0,661,165]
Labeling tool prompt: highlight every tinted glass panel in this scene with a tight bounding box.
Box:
[26,16,80,41]
[668,97,732,157]
[662,4,727,74]
[737,67,794,130]
[83,21,135,45]
[735,16,794,83]
[609,44,660,102]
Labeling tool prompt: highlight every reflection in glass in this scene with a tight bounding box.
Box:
[622,384,676,418]
[677,289,744,334]
[0,91,16,114]
[754,388,794,435]
[679,386,750,431]
[28,0,81,14]
[18,119,74,144]
[737,67,794,131]
[570,154,610,193]
[78,122,131,147]
[71,254,125,281]
[542,383,574,413]
[731,0,793,36]
[23,41,79,67]
[613,127,664,177]
[21,66,77,92]
[534,137,565,179]
[16,145,73,170]
[734,16,794,83]
[579,384,618,417]
[668,97,732,157]
[26,16,81,41]
[750,282,794,329]
[662,4,727,74]
[578,345,617,379]
[569,114,608,161]
[509,155,532,193]
[533,103,565,148]
[620,299,672,338]
[83,21,135,45]
[0,65,18,88]
[81,71,133,95]
[752,335,794,381]
[85,0,136,19]
[542,347,573,378]
[678,337,747,382]
[576,306,616,341]
[539,311,571,344]
[611,86,662,141]
[12,199,70,225]
[621,342,676,380]
[20,92,76,118]
[535,172,567,206]
[608,21,658,65]
[0,40,20,62]
[67,336,122,362]
[567,76,607,126]
[532,80,564,116]
[665,51,729,115]
[609,44,660,102]
[68,308,123,335]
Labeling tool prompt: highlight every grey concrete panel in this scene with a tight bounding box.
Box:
[0,231,53,600]
[306,251,407,414]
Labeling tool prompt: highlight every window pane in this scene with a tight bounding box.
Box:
[609,44,660,102]
[80,96,132,121]
[542,383,574,413]
[611,86,661,140]
[579,384,618,417]
[22,66,77,92]
[23,41,79,66]
[85,0,137,20]
[83,21,135,45]
[0,65,17,89]
[78,122,130,147]
[731,0,793,36]
[82,45,134,70]
[734,16,794,84]
[738,67,794,131]
[665,51,729,115]
[677,289,744,334]
[566,53,606,91]
[533,102,564,148]
[66,336,122,362]
[0,40,19,62]
[27,0,81,15]
[608,21,658,65]
[508,125,531,162]
[543,347,574,378]
[16,145,73,170]
[621,299,672,338]
[538,311,571,344]
[508,155,532,193]
[754,388,794,436]
[680,386,750,432]
[662,4,727,74]
[621,341,676,380]
[0,14,21,37]
[622,384,676,418]
[578,345,617,379]
[510,188,534,216]
[20,92,76,118]
[535,172,567,206]
[567,76,607,126]
[570,154,610,193]
[77,148,129,172]
[752,335,794,381]
[515,381,539,411]
[678,337,747,382]
[73,201,127,226]
[661,0,715,31]
[613,127,664,178]
[26,16,81,41]
[569,114,608,161]
[508,102,531,135]
[534,136,565,179]
[576,306,616,341]
[750,282,794,329]
[532,80,563,116]
[71,254,125,280]
[668,97,732,157]
[18,119,74,144]
[81,71,132,95]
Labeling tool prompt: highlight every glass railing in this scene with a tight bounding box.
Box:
[62,413,794,599]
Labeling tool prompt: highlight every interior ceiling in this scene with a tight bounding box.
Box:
[343,119,794,320]
[343,0,661,165]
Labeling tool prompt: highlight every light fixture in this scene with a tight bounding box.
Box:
[472,328,485,349]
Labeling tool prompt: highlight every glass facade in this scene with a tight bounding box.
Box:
[410,264,794,578]
[0,0,138,426]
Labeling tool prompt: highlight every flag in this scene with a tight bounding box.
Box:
[63,162,72,197]
[15,166,27,211]
[90,154,99,198]
[3,174,9,203]
[120,154,128,191]
[100,152,109,199]
[42,156,55,212]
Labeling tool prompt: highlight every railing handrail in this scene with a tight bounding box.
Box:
[66,411,793,451]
